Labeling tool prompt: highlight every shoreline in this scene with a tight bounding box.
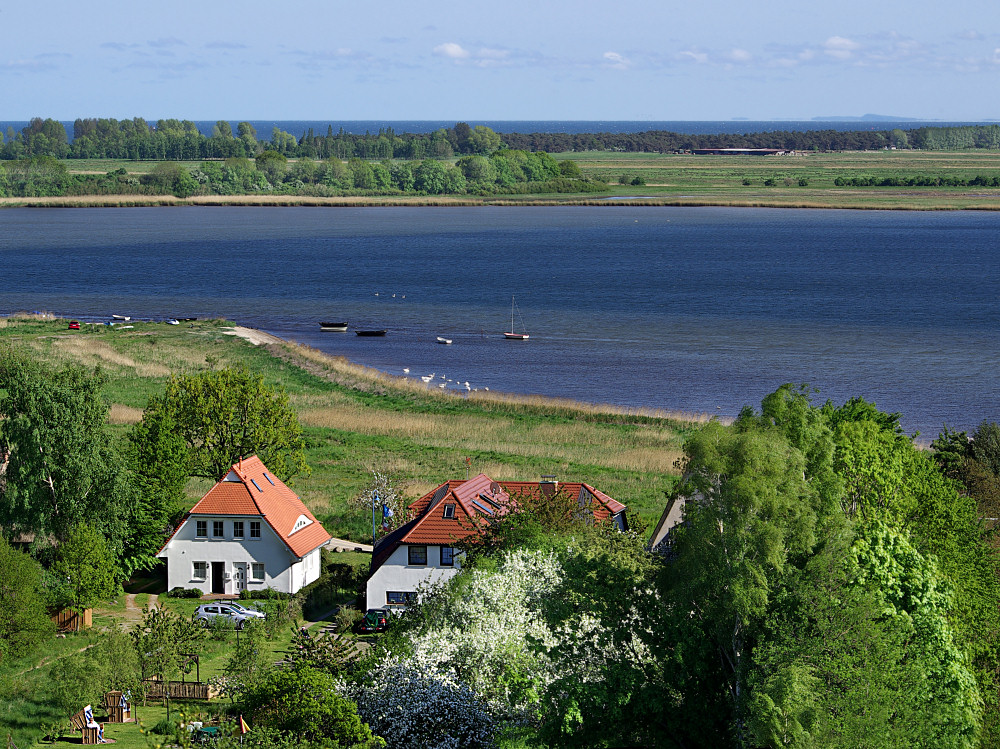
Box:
[3,193,1000,211]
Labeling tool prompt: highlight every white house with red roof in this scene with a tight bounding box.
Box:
[366,473,627,609]
[158,456,331,595]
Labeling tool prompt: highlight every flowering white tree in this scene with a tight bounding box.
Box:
[349,470,408,538]
[348,657,495,749]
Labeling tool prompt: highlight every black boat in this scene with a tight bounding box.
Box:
[356,329,387,337]
[319,321,348,331]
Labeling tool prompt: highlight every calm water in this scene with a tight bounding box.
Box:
[1,206,998,435]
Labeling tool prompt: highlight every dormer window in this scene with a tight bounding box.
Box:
[442,503,455,519]
[291,514,312,534]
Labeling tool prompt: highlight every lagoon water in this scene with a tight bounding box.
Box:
[1,206,998,435]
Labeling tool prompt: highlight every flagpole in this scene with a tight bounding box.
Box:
[372,490,379,547]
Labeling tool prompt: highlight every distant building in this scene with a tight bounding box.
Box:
[691,148,788,155]
[366,473,627,608]
[158,456,330,595]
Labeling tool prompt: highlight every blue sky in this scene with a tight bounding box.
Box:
[4,0,1000,120]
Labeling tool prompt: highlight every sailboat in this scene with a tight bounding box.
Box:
[504,296,529,340]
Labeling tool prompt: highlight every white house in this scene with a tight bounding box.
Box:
[366,473,627,609]
[158,456,331,595]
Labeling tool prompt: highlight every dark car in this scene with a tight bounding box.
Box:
[355,608,389,634]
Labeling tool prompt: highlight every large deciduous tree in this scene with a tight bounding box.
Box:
[51,523,121,628]
[139,366,308,481]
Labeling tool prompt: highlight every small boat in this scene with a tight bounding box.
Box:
[176,317,198,322]
[166,319,180,325]
[504,296,529,340]
[436,337,452,345]
[356,329,387,337]
[111,314,131,321]
[319,321,348,332]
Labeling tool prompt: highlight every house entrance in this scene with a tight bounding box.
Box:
[211,562,225,594]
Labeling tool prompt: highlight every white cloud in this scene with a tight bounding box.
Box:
[434,42,469,59]
[728,48,752,63]
[603,51,629,69]
[823,36,860,59]
[678,50,709,64]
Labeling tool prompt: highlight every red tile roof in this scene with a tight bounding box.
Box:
[159,456,330,559]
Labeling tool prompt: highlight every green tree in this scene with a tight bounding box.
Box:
[52,524,121,628]
[255,150,288,184]
[139,366,308,481]
[240,666,379,746]
[0,536,54,660]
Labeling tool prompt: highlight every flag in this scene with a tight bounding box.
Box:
[239,716,250,735]
[382,505,394,519]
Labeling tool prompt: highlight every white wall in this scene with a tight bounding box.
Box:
[366,544,462,609]
[161,515,310,594]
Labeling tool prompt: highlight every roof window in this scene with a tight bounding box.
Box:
[442,503,456,519]
[263,472,276,485]
[250,479,263,492]
[471,499,494,516]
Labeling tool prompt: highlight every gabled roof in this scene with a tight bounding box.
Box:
[369,473,626,576]
[159,456,331,559]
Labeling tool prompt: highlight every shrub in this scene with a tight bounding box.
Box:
[798,178,810,187]
[335,606,363,634]
[166,587,204,598]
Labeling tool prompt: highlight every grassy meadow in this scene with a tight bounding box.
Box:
[6,149,1000,209]
[0,315,698,540]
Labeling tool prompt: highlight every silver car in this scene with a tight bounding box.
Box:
[193,602,265,629]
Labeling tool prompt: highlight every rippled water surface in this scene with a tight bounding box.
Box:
[2,206,998,434]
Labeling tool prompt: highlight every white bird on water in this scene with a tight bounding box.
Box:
[439,382,447,388]
[403,368,410,374]
[421,373,435,383]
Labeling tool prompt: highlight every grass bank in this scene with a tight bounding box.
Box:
[1,315,697,538]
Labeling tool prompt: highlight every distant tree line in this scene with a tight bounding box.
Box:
[0,150,603,199]
[834,174,1000,187]
[7,118,1000,162]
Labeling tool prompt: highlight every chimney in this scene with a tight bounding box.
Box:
[540,475,558,496]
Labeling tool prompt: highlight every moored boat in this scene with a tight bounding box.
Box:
[436,336,452,344]
[504,296,529,340]
[319,321,349,331]
[356,329,387,337]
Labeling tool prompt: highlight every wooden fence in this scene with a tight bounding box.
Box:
[142,680,210,700]
[50,608,92,631]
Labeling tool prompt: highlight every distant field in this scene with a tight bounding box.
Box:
[7,150,999,210]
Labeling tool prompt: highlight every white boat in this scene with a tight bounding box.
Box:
[504,296,529,340]
[111,314,131,321]
[437,336,452,345]
[319,321,348,332]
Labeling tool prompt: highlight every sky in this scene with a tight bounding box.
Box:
[3,0,1000,121]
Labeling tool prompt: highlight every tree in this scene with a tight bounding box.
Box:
[0,536,54,660]
[255,150,288,184]
[139,366,309,481]
[51,524,121,628]
[241,666,379,746]
[131,607,205,711]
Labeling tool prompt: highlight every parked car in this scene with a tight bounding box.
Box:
[355,608,389,634]
[68,320,80,330]
[193,602,265,629]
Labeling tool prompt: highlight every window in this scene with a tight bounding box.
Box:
[442,503,455,519]
[233,521,244,539]
[213,521,224,538]
[196,520,207,538]
[291,514,312,533]
[251,563,264,580]
[250,521,261,539]
[408,545,427,565]
[193,561,207,580]
[441,546,455,567]
[386,591,417,606]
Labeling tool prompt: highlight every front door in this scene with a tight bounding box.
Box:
[211,562,225,594]
[234,563,247,593]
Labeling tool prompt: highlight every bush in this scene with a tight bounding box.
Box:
[166,587,203,598]
[239,588,291,601]
[798,178,809,187]
[335,606,363,633]
[150,718,175,735]
[630,176,646,186]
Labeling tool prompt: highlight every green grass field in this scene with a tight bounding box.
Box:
[0,315,695,540]
[6,149,1000,209]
